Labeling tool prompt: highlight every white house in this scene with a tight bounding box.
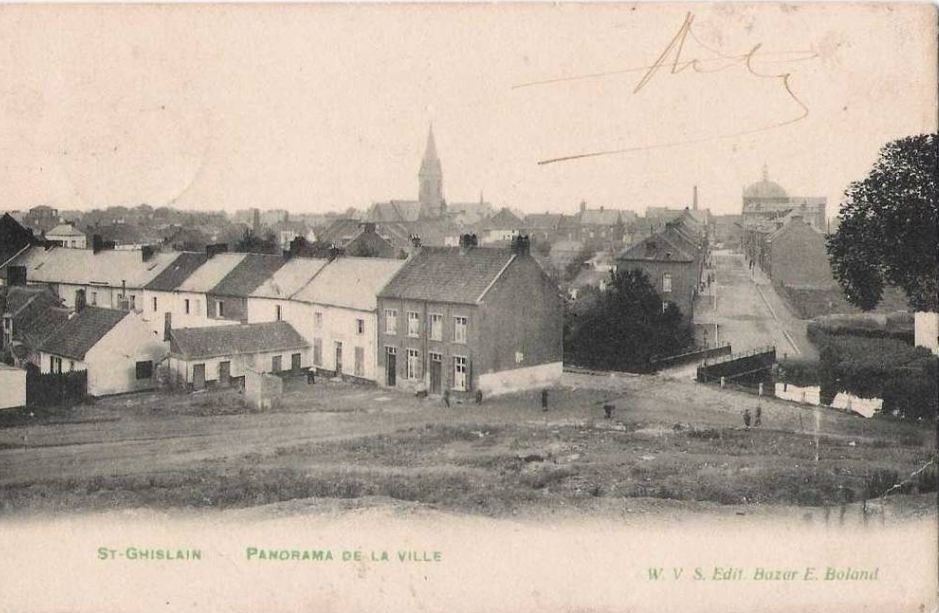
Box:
[36,306,167,397]
[914,311,939,356]
[289,256,405,381]
[167,321,310,390]
[245,256,329,324]
[146,252,247,333]
[0,363,26,409]
[46,224,87,249]
[3,246,178,312]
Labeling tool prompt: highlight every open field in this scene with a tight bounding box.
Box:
[0,373,934,519]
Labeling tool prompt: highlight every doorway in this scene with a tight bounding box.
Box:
[429,352,442,394]
[218,361,231,387]
[386,347,396,386]
[334,341,343,375]
[192,363,206,391]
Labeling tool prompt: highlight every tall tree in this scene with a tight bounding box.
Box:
[827,134,938,311]
[565,268,692,372]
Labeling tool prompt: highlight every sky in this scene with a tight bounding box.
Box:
[0,3,934,218]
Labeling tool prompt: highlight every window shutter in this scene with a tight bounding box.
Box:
[467,358,473,391]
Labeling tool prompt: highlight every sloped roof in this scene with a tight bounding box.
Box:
[5,247,179,289]
[617,233,694,263]
[209,254,286,297]
[38,306,128,360]
[366,200,421,223]
[0,214,38,266]
[293,257,405,310]
[480,208,524,230]
[145,252,208,291]
[580,209,622,226]
[1,286,68,348]
[250,257,329,299]
[169,321,309,360]
[47,223,85,237]
[175,253,246,293]
[378,246,516,304]
[524,213,564,229]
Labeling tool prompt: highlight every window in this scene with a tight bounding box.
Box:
[184,299,190,315]
[662,301,669,313]
[662,273,672,293]
[152,296,158,312]
[216,300,224,317]
[50,356,62,374]
[453,356,467,391]
[385,309,397,334]
[69,360,75,372]
[135,360,153,380]
[314,311,323,328]
[90,291,97,306]
[356,319,365,335]
[406,349,421,380]
[129,295,136,310]
[313,338,322,366]
[291,353,302,371]
[272,355,282,372]
[354,346,364,377]
[429,313,443,341]
[407,311,420,337]
[275,304,282,321]
[453,316,467,344]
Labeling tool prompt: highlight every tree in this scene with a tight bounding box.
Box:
[827,134,937,311]
[564,268,693,372]
[235,228,278,254]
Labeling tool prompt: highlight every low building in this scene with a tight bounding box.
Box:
[0,363,26,409]
[1,278,70,367]
[289,256,406,381]
[46,223,87,249]
[245,256,329,324]
[377,235,563,397]
[477,208,525,245]
[169,251,247,329]
[166,321,310,390]
[37,305,167,396]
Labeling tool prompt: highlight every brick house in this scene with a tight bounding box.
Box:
[615,233,697,323]
[376,235,563,398]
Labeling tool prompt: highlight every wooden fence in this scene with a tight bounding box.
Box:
[25,364,87,408]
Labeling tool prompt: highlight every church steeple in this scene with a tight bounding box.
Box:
[418,124,443,219]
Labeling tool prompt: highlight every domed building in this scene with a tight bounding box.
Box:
[741,164,826,231]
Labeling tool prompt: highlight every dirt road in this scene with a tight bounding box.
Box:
[696,250,817,360]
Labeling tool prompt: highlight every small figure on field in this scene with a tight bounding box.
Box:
[443,389,450,408]
[541,389,549,412]
[475,389,483,404]
[755,405,762,427]
[743,408,752,429]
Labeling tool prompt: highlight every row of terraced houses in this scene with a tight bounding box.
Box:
[0,221,562,404]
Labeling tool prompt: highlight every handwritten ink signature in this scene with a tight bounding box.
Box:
[514,12,819,165]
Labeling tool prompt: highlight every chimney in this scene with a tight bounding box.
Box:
[75,288,87,312]
[206,243,228,259]
[458,233,478,253]
[164,312,172,342]
[252,208,261,233]
[600,205,605,212]
[579,200,586,214]
[141,245,155,262]
[693,185,699,211]
[6,266,26,287]
[407,235,423,257]
[511,234,530,256]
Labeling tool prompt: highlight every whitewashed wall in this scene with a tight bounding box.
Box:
[914,311,939,356]
[0,367,26,409]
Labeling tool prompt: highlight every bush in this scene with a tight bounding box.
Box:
[806,329,937,420]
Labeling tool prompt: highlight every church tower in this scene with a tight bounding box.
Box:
[418,125,444,219]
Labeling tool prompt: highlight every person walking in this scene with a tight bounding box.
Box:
[442,389,450,408]
[755,405,762,427]
[743,408,752,430]
[541,389,549,412]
